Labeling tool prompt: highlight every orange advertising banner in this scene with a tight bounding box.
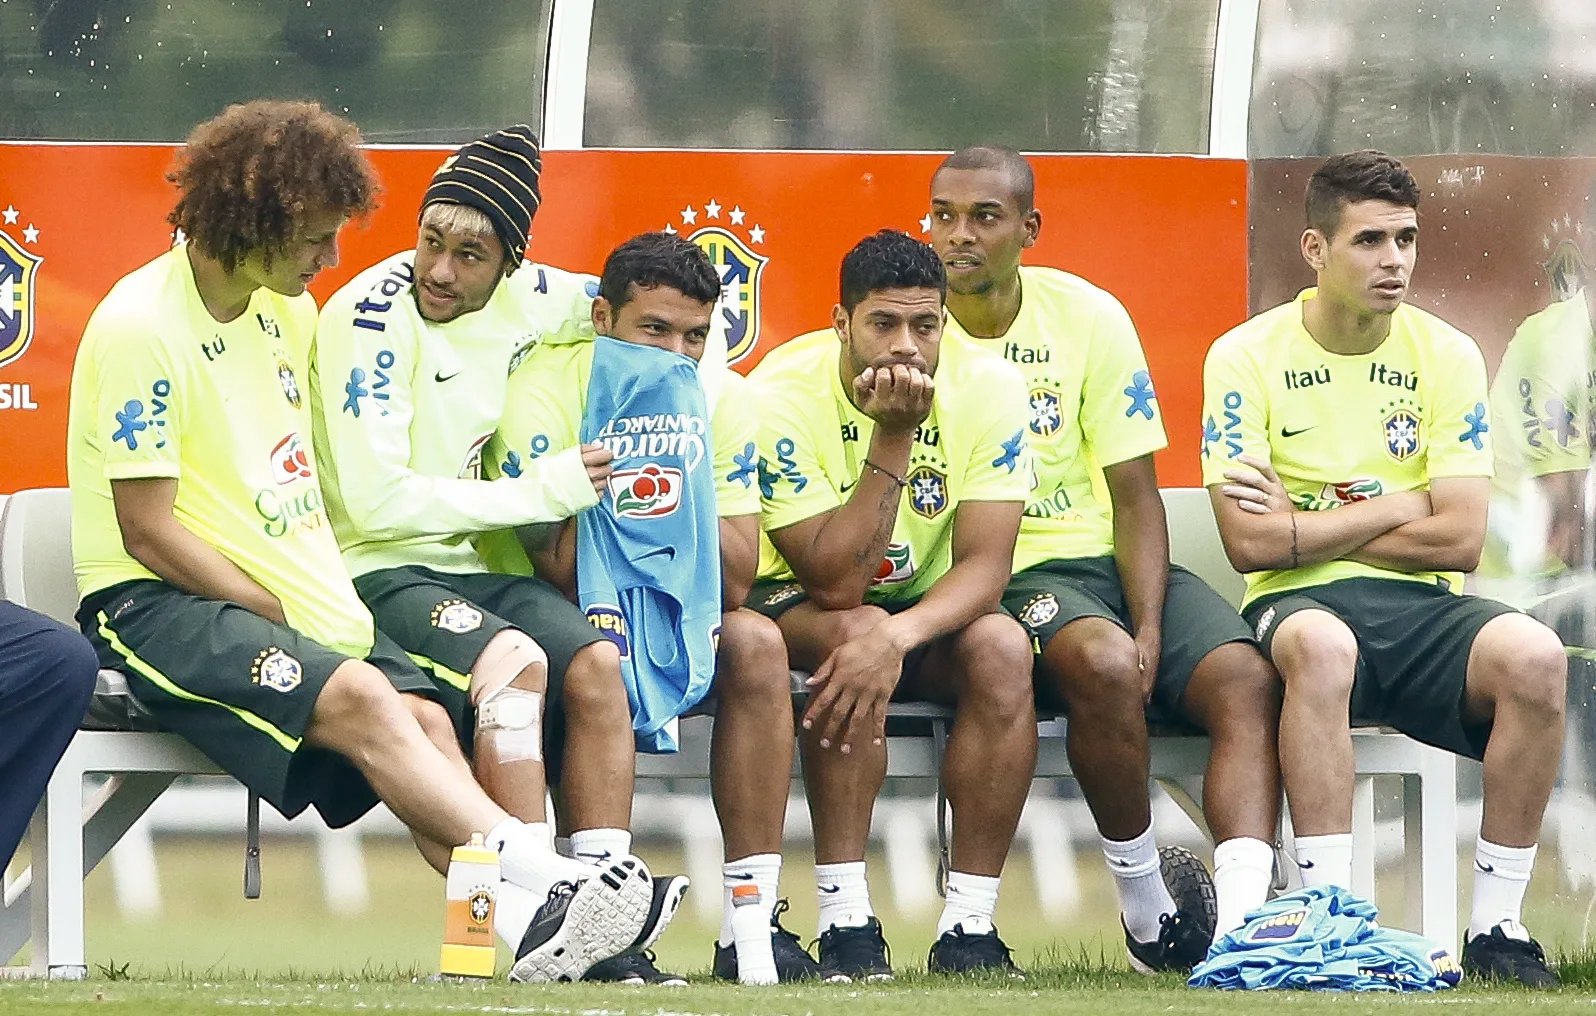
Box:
[0,146,1249,492]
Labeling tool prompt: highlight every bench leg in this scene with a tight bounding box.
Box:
[1407,749,1458,949]
[1352,777,1377,903]
[31,757,86,979]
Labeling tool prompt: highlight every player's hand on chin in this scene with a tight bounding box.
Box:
[853,363,934,435]
[802,626,905,753]
[1221,453,1292,515]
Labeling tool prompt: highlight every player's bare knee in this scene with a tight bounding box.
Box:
[470,629,548,701]
[405,694,457,751]
[715,610,790,703]
[1190,643,1281,735]
[1057,628,1141,708]
[956,614,1034,717]
[1271,611,1357,701]
[313,659,407,749]
[562,639,627,717]
[1485,617,1567,722]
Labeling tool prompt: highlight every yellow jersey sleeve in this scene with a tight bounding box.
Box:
[1494,307,1591,479]
[1426,335,1494,479]
[756,373,843,532]
[713,372,762,517]
[1200,336,1271,486]
[1080,296,1169,468]
[958,361,1034,502]
[89,321,185,482]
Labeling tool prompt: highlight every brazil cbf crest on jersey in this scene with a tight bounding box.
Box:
[0,215,43,370]
[660,198,768,365]
[908,466,949,519]
[1029,386,1063,437]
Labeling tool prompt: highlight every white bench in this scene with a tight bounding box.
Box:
[0,486,1457,979]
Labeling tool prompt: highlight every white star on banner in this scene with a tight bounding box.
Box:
[21,224,39,244]
[729,206,746,225]
[663,223,677,235]
[919,214,932,234]
[1,206,17,225]
[681,205,698,225]
[749,224,766,244]
[705,199,722,219]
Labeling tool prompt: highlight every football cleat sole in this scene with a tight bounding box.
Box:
[510,858,654,983]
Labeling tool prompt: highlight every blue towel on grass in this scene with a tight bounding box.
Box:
[1189,886,1462,992]
[577,336,720,753]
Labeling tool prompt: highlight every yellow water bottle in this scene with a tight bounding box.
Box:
[440,833,499,979]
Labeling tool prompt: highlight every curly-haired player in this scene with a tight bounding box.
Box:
[747,231,1037,978]
[66,101,657,982]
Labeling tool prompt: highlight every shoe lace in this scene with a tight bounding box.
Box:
[533,880,578,923]
[771,899,804,945]
[944,927,1015,968]
[817,922,891,970]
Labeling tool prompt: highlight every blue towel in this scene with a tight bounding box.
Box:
[1189,886,1462,992]
[577,336,720,753]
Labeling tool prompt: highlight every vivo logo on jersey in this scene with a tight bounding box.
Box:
[609,464,683,518]
[269,433,313,485]
[596,413,707,471]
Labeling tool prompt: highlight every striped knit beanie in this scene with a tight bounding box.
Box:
[421,125,542,263]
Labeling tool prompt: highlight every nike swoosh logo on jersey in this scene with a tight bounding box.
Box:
[1280,425,1316,438]
[819,884,843,894]
[435,371,460,383]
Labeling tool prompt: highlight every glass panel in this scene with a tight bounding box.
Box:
[0,0,551,143]
[584,0,1220,153]
[1251,0,1596,158]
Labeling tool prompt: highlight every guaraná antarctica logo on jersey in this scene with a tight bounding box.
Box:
[1541,211,1586,302]
[1291,478,1384,512]
[269,432,314,485]
[661,199,768,365]
[871,541,916,586]
[250,647,303,694]
[0,201,43,410]
[585,604,631,658]
[431,599,484,634]
[458,433,492,480]
[609,464,684,519]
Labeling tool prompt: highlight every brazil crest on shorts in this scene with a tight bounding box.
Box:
[0,226,42,370]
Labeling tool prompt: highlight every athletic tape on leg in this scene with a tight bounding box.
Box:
[472,630,547,762]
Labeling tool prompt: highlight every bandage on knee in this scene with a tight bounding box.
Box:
[471,630,548,763]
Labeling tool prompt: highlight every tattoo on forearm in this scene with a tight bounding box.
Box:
[851,485,898,566]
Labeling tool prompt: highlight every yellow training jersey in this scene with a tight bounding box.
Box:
[476,343,762,575]
[67,244,376,657]
[1489,293,1594,490]
[751,329,1032,602]
[1200,289,1493,606]
[944,266,1167,570]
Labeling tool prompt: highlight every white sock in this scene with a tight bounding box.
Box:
[937,871,1000,937]
[488,816,590,898]
[1212,837,1275,936]
[1103,825,1176,944]
[493,879,541,950]
[1470,838,1537,936]
[815,860,873,935]
[569,827,632,865]
[554,836,574,858]
[1294,833,1353,889]
[720,853,783,947]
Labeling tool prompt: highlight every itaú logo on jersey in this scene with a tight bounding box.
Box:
[870,541,915,586]
[269,433,314,485]
[609,464,683,518]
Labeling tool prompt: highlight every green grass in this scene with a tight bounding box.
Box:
[5,834,1596,1013]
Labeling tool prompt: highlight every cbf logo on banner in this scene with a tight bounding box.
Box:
[660,199,768,366]
[0,205,43,371]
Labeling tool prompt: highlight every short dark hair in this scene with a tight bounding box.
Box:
[1305,150,1420,238]
[936,145,1035,211]
[839,230,947,313]
[598,232,721,312]
[168,100,378,272]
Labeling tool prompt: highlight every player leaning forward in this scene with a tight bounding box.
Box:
[67,103,653,981]
[309,126,686,978]
[1204,150,1567,987]
[928,146,1283,973]
[750,230,1037,979]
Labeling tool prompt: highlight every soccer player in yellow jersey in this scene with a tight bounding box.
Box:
[1487,178,1596,574]
[928,146,1283,971]
[479,233,818,985]
[748,231,1036,979]
[1204,151,1567,987]
[68,103,655,984]
[310,129,683,980]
